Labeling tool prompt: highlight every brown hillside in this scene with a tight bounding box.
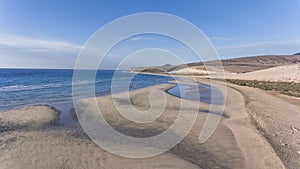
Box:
[130,55,300,73]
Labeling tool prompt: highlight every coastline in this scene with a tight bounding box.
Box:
[128,72,299,168]
[0,73,297,168]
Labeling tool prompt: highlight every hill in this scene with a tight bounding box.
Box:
[130,55,300,74]
[226,63,300,83]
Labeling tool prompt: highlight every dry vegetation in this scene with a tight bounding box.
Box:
[225,79,300,97]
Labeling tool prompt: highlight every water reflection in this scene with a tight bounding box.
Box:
[167,82,224,105]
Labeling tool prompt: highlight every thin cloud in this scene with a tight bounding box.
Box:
[130,37,141,41]
[209,37,233,41]
[0,34,82,52]
[129,36,156,41]
[0,34,82,68]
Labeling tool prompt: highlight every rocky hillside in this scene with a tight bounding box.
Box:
[130,55,300,74]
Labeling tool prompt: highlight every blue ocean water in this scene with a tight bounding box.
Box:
[0,69,224,124]
[0,69,174,114]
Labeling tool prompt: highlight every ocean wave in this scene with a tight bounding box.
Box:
[0,79,113,92]
[0,83,65,92]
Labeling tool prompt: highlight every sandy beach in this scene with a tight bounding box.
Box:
[225,83,300,169]
[1,1,299,168]
[1,75,298,168]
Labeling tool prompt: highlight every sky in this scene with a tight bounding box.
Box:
[0,0,300,69]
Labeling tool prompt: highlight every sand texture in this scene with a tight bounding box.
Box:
[0,79,292,168]
[0,105,59,130]
[225,82,300,169]
[226,64,300,83]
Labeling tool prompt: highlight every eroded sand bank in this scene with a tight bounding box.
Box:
[0,105,59,130]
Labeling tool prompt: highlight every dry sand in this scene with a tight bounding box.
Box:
[226,63,300,83]
[170,63,300,83]
[169,67,231,76]
[223,82,300,169]
[0,79,292,169]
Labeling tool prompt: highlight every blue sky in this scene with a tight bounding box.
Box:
[0,0,300,69]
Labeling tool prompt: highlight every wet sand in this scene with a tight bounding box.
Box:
[0,77,293,169]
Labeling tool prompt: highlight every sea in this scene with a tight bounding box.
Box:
[0,69,222,123]
[0,69,175,119]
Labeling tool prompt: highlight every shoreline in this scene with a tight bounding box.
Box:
[149,72,300,168]
[131,72,300,168]
[0,72,207,125]
[0,73,298,168]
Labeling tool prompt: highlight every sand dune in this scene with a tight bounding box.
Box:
[227,64,300,83]
[169,67,231,75]
[172,64,300,83]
